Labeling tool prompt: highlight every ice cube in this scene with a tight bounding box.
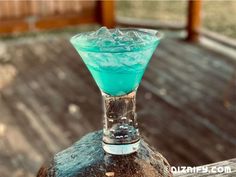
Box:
[95,27,112,38]
[99,38,115,47]
[113,28,124,36]
[126,31,144,42]
[93,27,116,48]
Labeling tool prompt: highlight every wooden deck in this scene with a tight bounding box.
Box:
[0,32,236,176]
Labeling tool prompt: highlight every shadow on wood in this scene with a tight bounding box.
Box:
[37,131,172,177]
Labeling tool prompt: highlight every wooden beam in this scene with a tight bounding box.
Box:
[0,13,97,34]
[201,29,236,49]
[117,16,185,30]
[96,0,115,28]
[187,0,202,42]
[0,19,29,34]
[35,13,97,30]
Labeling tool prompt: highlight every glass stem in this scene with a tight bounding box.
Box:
[102,90,140,155]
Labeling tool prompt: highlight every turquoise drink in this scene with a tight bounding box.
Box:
[70,27,160,96]
[70,27,162,155]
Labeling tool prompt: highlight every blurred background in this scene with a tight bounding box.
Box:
[0,0,236,176]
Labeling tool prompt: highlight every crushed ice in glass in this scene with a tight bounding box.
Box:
[71,27,159,52]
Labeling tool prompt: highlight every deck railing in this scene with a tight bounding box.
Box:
[0,0,115,34]
[0,0,235,47]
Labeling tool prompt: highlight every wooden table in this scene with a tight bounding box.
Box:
[0,31,236,176]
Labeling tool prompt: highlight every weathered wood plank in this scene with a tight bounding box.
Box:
[0,97,42,177]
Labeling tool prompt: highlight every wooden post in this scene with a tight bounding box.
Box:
[96,0,115,28]
[187,0,202,42]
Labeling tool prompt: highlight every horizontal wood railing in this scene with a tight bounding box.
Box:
[201,29,236,49]
[1,0,235,49]
[116,16,185,30]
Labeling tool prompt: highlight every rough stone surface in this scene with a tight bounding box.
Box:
[37,131,173,177]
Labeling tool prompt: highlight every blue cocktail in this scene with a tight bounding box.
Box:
[70,27,162,155]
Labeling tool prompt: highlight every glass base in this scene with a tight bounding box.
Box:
[103,140,140,155]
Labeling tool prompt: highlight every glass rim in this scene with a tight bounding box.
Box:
[70,27,163,53]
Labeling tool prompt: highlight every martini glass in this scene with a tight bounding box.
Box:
[70,27,162,155]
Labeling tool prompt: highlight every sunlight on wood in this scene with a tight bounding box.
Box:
[106,172,115,176]
[68,104,80,115]
[0,123,6,137]
[0,65,17,90]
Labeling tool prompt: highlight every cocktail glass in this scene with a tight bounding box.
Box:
[70,27,162,155]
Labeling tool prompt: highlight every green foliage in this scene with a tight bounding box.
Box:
[202,1,236,38]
